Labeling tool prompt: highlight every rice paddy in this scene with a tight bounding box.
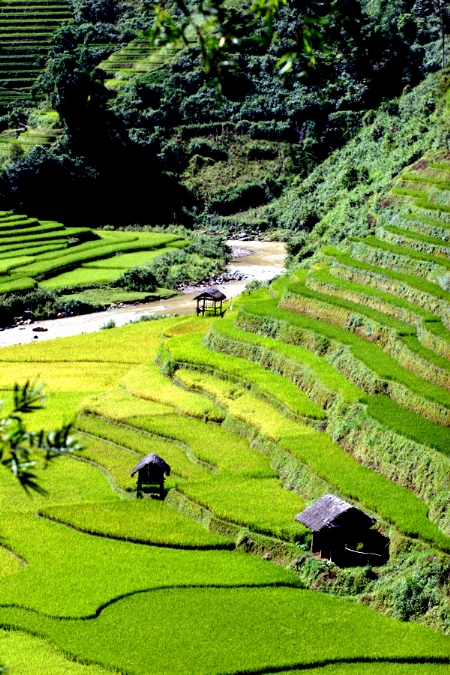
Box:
[0,210,190,296]
[0,0,73,108]
[0,586,449,674]
[2,153,450,672]
[42,500,233,548]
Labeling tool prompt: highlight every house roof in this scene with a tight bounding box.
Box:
[194,287,227,301]
[131,453,171,477]
[295,494,375,532]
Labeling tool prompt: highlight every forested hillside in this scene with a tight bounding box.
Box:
[0,0,449,229]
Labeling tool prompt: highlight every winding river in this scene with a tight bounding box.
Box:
[0,241,285,348]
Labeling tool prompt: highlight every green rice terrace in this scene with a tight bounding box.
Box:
[0,109,62,164]
[0,150,450,673]
[98,36,188,90]
[0,211,190,307]
[0,0,73,107]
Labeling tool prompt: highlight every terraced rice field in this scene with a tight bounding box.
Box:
[0,108,65,164]
[98,35,192,90]
[1,154,450,671]
[0,210,189,296]
[0,0,73,108]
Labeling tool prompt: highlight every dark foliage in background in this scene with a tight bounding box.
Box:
[0,0,448,227]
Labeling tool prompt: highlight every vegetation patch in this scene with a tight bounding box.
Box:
[0,630,113,675]
[0,514,294,617]
[0,587,448,674]
[127,412,271,476]
[172,359,450,551]
[178,474,307,543]
[42,501,233,549]
[121,363,224,421]
[206,315,366,404]
[367,395,450,457]
[79,390,174,422]
[165,331,326,419]
[0,456,115,514]
[77,416,208,481]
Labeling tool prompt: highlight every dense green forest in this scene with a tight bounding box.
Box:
[1,0,450,234]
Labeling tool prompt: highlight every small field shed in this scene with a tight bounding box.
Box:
[131,453,171,498]
[295,494,389,566]
[194,288,226,316]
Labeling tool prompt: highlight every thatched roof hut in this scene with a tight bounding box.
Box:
[194,288,226,316]
[131,453,171,478]
[131,453,171,498]
[295,494,375,532]
[194,288,227,302]
[295,494,388,566]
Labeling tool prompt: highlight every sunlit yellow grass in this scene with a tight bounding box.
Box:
[0,547,24,577]
[0,630,113,675]
[0,362,130,392]
[166,316,214,336]
[79,389,174,421]
[0,316,192,364]
[175,369,304,442]
[122,363,224,421]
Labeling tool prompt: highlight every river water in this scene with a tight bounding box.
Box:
[0,240,285,348]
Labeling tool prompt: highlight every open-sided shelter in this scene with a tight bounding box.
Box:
[131,453,171,498]
[295,494,389,566]
[194,288,226,316]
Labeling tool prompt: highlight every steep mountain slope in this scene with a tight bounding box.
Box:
[0,0,73,106]
[0,154,450,675]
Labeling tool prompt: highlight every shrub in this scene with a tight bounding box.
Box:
[244,279,269,293]
[0,287,58,324]
[8,143,25,163]
[391,572,440,621]
[100,319,116,330]
[112,266,158,292]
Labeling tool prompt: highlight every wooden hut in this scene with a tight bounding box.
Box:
[295,494,389,566]
[194,288,226,317]
[131,453,171,498]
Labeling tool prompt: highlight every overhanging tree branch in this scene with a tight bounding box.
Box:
[0,381,83,494]
[146,0,329,88]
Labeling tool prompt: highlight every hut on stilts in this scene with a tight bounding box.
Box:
[194,288,226,317]
[131,453,171,498]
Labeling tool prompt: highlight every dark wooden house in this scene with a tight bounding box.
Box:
[295,494,389,566]
[194,288,226,317]
[131,453,171,498]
